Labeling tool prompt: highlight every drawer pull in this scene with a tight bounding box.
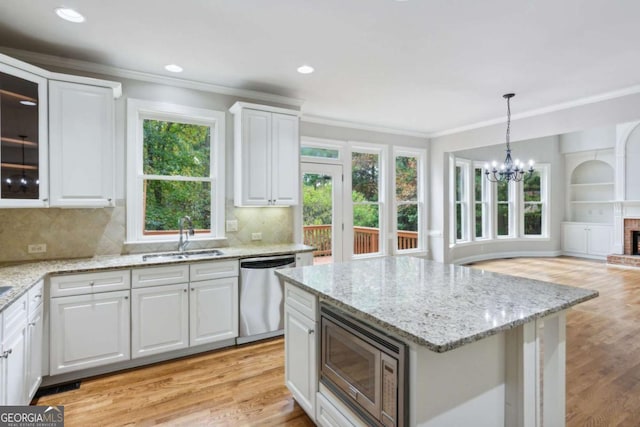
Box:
[89,281,95,286]
[28,322,36,327]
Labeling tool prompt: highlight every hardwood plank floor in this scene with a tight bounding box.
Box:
[35,256,640,426]
[470,256,640,427]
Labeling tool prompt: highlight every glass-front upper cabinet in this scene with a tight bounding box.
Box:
[0,62,48,207]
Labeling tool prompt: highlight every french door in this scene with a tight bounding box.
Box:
[300,163,344,264]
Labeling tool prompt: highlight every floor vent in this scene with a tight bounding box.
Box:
[34,381,81,398]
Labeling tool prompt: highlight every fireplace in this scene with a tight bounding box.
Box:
[623,219,640,256]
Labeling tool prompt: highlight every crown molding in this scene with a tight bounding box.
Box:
[301,114,429,139]
[430,84,640,138]
[0,46,305,107]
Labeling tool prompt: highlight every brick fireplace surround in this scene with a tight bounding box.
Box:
[607,218,640,267]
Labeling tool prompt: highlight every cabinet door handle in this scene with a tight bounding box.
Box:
[34,294,42,299]
[308,329,314,335]
[183,289,187,293]
[124,296,128,300]
[89,281,95,286]
[191,288,195,291]
[42,198,48,202]
[28,322,36,327]
[1,349,12,358]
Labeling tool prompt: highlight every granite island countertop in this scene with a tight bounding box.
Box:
[0,243,314,313]
[276,256,598,353]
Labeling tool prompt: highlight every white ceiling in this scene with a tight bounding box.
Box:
[1,0,639,135]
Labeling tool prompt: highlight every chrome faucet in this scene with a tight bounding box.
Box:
[178,216,194,252]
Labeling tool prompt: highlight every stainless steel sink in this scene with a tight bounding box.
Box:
[142,249,224,262]
[0,286,12,297]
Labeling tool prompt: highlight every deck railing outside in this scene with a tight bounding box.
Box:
[303,225,418,256]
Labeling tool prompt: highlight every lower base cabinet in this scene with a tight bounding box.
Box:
[26,303,44,400]
[562,222,613,258]
[2,321,27,405]
[50,290,130,375]
[132,283,189,359]
[190,277,238,347]
[284,302,317,420]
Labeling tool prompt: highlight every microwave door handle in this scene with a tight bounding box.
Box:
[348,384,358,399]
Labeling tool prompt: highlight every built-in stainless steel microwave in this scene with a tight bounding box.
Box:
[320,304,408,427]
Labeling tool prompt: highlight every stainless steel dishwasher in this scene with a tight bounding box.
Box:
[237,255,296,344]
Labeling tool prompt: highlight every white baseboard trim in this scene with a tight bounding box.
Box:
[561,251,607,261]
[453,250,563,265]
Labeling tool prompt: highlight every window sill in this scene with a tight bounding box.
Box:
[123,237,228,254]
[450,237,550,249]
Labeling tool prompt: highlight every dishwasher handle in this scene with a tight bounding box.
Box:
[240,255,296,269]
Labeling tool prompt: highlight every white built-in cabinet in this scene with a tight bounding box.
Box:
[562,222,613,258]
[230,102,300,206]
[0,280,43,405]
[563,149,615,258]
[25,280,44,402]
[188,260,239,346]
[1,293,28,405]
[49,270,131,375]
[131,260,239,358]
[49,81,115,207]
[0,52,120,209]
[284,282,318,421]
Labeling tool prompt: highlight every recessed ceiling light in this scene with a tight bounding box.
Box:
[165,64,183,73]
[20,100,37,106]
[297,65,314,74]
[55,7,85,23]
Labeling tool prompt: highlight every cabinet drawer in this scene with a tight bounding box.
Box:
[317,392,356,427]
[132,265,189,288]
[50,269,130,297]
[190,260,238,282]
[284,282,317,321]
[27,280,44,313]
[2,292,27,338]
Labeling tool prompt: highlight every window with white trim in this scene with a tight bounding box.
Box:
[351,146,384,256]
[126,99,225,243]
[474,164,489,239]
[393,147,425,253]
[521,165,549,237]
[496,180,513,237]
[454,159,470,242]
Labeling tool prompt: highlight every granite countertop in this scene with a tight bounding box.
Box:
[0,243,314,313]
[276,256,598,353]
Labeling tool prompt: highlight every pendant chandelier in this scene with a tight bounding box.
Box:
[484,93,534,183]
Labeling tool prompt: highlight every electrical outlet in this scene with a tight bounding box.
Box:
[28,243,47,254]
[251,232,262,241]
[226,220,238,232]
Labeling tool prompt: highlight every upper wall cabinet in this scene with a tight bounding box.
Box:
[49,81,115,207]
[230,102,300,206]
[0,53,121,208]
[0,62,49,208]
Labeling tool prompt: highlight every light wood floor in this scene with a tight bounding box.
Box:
[35,257,640,426]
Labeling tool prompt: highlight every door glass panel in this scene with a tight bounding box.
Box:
[327,330,376,402]
[1,71,40,199]
[303,172,334,265]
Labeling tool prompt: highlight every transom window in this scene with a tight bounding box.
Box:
[126,99,225,243]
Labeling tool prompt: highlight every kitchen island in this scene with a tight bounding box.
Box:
[276,256,598,427]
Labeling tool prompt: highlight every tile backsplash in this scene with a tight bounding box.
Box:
[0,200,294,262]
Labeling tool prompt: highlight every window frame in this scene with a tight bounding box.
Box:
[520,163,550,238]
[126,98,226,243]
[300,136,343,164]
[392,146,426,254]
[349,142,387,259]
[473,162,491,240]
[453,158,471,243]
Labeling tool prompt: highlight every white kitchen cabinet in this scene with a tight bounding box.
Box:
[189,277,238,346]
[1,293,28,405]
[562,222,613,259]
[284,283,318,421]
[132,283,189,359]
[50,290,130,375]
[49,80,116,207]
[295,252,314,267]
[26,303,43,401]
[0,60,49,208]
[230,102,300,206]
